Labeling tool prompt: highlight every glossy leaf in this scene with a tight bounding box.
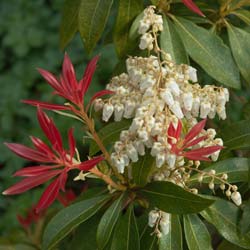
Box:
[159,215,182,250]
[140,226,158,250]
[184,214,212,250]
[97,194,125,250]
[114,0,143,57]
[189,158,250,184]
[78,0,114,53]
[42,195,109,250]
[111,205,140,250]
[60,0,81,50]
[232,9,250,25]
[200,199,250,249]
[129,12,144,41]
[132,150,155,187]
[218,240,246,250]
[89,119,131,156]
[239,200,250,234]
[160,16,188,64]
[173,16,240,89]
[141,181,214,214]
[227,24,250,84]
[220,120,250,151]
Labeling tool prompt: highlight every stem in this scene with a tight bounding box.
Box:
[90,167,126,191]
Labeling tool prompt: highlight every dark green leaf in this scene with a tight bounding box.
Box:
[97,193,125,250]
[42,195,109,250]
[218,240,246,250]
[240,200,250,234]
[201,199,250,249]
[220,120,250,151]
[160,16,188,64]
[78,0,114,53]
[141,181,214,214]
[159,215,182,250]
[114,0,143,58]
[232,10,250,25]
[89,119,131,156]
[132,150,155,187]
[173,16,240,89]
[184,214,212,250]
[111,205,140,250]
[189,158,250,184]
[242,102,250,120]
[227,24,250,84]
[140,225,158,250]
[60,0,81,50]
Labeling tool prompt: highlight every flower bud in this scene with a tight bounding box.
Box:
[102,103,114,122]
[231,191,242,206]
[148,210,159,227]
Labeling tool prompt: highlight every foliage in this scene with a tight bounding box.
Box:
[1,0,250,250]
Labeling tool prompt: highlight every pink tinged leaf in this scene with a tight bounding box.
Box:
[57,189,76,207]
[174,120,182,139]
[17,214,31,229]
[76,156,104,171]
[58,171,68,192]
[4,143,51,163]
[167,122,176,138]
[80,55,99,97]
[182,0,205,17]
[68,128,76,158]
[183,135,208,149]
[22,100,70,111]
[35,177,61,213]
[2,169,62,195]
[37,68,62,92]
[183,145,223,159]
[13,165,60,177]
[30,136,54,158]
[184,119,207,144]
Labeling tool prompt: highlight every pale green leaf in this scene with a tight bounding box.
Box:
[141,181,214,214]
[173,16,240,89]
[114,0,143,57]
[78,0,114,53]
[159,215,182,250]
[227,24,250,84]
[201,199,250,249]
[111,206,140,250]
[184,214,212,250]
[160,15,188,64]
[60,0,81,50]
[42,195,109,250]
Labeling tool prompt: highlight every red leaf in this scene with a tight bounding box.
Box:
[183,145,223,158]
[76,156,104,171]
[182,0,205,17]
[183,135,208,148]
[35,177,61,213]
[5,143,51,163]
[2,170,62,195]
[174,120,182,139]
[13,165,60,177]
[22,100,70,111]
[80,56,99,97]
[30,136,54,158]
[184,119,207,144]
[68,128,76,158]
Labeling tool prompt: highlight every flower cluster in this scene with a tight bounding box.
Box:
[138,6,163,50]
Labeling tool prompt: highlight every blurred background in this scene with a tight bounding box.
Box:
[0,0,118,240]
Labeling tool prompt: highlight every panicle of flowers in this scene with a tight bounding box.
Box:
[3,108,104,212]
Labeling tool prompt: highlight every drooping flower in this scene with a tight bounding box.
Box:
[23,53,113,111]
[3,108,104,212]
[167,119,223,161]
[182,0,205,17]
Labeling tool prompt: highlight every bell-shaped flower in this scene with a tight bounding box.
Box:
[3,108,104,212]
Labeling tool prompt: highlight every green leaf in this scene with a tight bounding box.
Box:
[189,158,250,184]
[184,214,212,250]
[59,0,81,50]
[227,24,250,84]
[42,195,109,250]
[114,0,143,58]
[159,215,182,250]
[232,10,250,25]
[201,199,250,249]
[240,200,250,234]
[140,226,158,250]
[141,181,214,214]
[160,16,188,64]
[132,150,155,187]
[218,240,247,250]
[78,0,114,53]
[97,193,125,249]
[129,12,144,41]
[111,205,140,250]
[173,16,240,89]
[220,120,250,151]
[89,119,131,156]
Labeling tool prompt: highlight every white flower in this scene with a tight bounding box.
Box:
[160,89,174,106]
[156,153,165,168]
[160,212,170,235]
[200,102,211,119]
[139,33,154,50]
[138,20,150,34]
[168,80,180,96]
[148,210,159,227]
[231,191,242,206]
[166,154,176,169]
[188,66,198,82]
[126,143,138,162]
[183,92,193,111]
[170,101,184,119]
[114,104,124,122]
[102,103,114,122]
[124,100,136,118]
